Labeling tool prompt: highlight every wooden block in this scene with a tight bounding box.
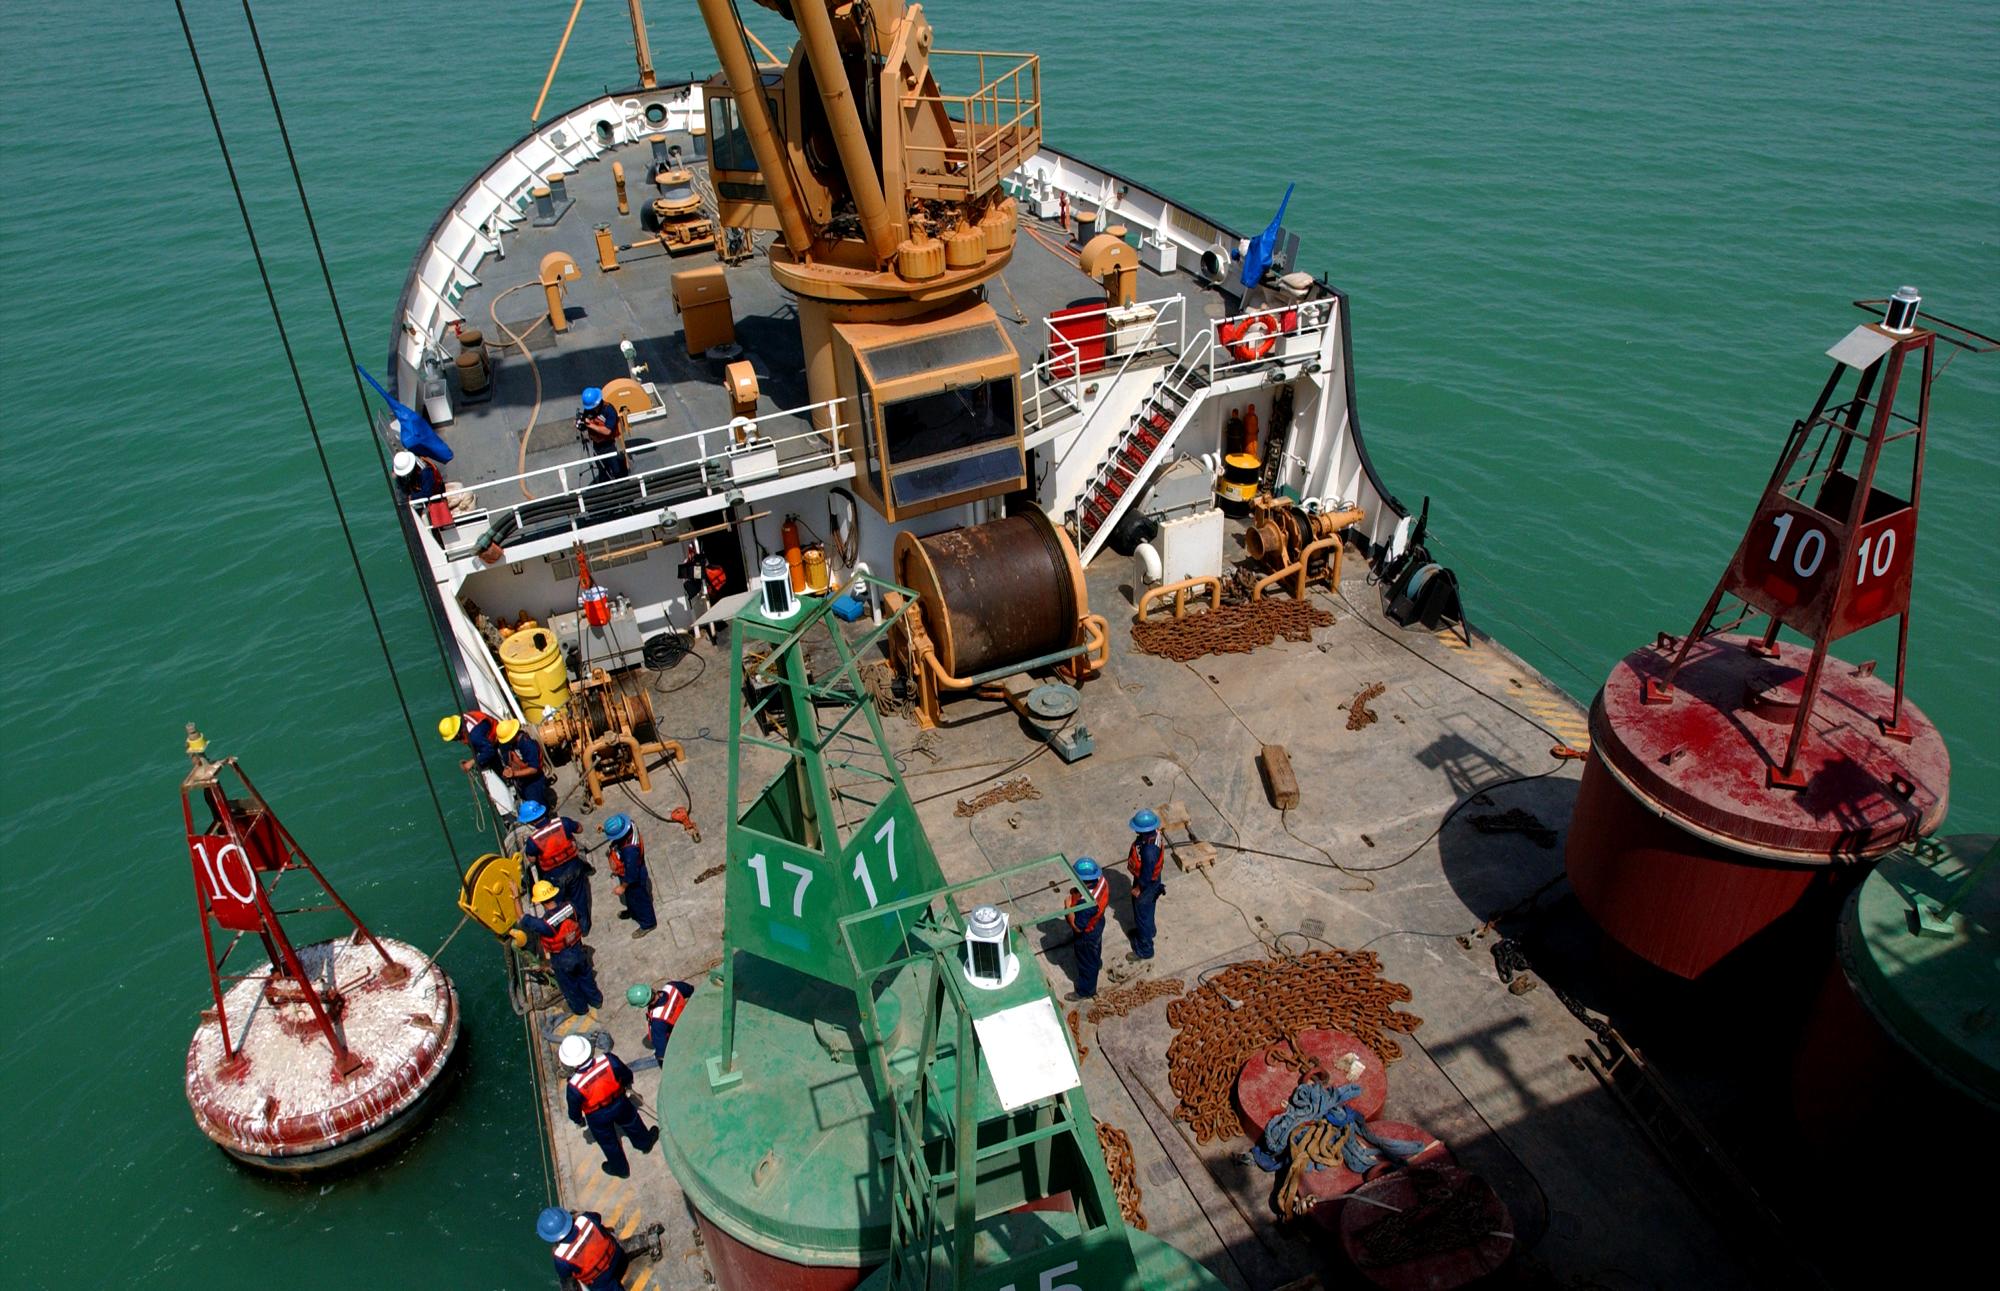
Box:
[1173,841,1217,873]
[1158,799,1191,834]
[1257,744,1300,810]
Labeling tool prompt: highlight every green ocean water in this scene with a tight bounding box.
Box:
[0,2,1992,1286]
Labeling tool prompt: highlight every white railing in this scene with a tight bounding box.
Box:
[411,397,851,557]
[1202,297,1335,385]
[1023,294,1185,435]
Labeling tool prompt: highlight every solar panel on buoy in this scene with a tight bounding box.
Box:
[1564,293,1996,979]
[178,727,460,1171]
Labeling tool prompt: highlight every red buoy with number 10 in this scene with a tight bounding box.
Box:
[1564,291,1991,979]
[180,726,461,1170]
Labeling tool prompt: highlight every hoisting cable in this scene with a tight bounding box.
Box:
[235,0,490,751]
[173,0,465,880]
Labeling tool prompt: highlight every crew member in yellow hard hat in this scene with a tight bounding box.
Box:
[492,718,555,811]
[438,709,501,773]
[519,800,593,933]
[512,879,601,1016]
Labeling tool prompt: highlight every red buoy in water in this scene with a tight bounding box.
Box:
[1566,294,1971,979]
[178,727,460,1170]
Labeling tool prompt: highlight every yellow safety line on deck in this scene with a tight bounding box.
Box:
[607,1199,631,1232]
[618,1210,640,1238]
[630,1271,652,1291]
[577,1166,608,1208]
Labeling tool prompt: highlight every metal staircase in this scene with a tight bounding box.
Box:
[1072,337,1213,562]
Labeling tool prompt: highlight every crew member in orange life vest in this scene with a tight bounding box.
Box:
[519,799,592,933]
[602,814,656,938]
[1126,808,1166,962]
[538,1206,662,1291]
[626,980,695,1065]
[560,1034,657,1178]
[1063,857,1109,1002]
[512,880,602,1016]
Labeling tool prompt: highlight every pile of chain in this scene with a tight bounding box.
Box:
[1085,977,1184,1024]
[1165,949,1422,1142]
[1353,1166,1498,1268]
[953,777,1040,817]
[1066,1008,1089,1064]
[1131,599,1333,662]
[1096,1122,1148,1231]
[692,863,726,884]
[1345,681,1387,731]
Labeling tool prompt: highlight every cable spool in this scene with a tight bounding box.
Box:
[894,508,1087,680]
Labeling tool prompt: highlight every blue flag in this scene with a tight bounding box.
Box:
[1239,183,1295,289]
[357,364,453,464]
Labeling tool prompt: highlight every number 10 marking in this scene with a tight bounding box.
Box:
[1855,529,1896,584]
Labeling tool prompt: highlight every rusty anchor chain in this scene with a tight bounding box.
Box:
[1131,599,1334,663]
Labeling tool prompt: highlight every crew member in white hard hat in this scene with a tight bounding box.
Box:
[391,450,452,529]
[559,1034,657,1178]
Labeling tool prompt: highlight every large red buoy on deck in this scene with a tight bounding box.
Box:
[179,727,460,1171]
[1565,293,1988,979]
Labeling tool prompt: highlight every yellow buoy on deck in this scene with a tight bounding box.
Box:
[498,626,570,719]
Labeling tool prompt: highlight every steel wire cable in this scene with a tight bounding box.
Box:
[173,0,463,878]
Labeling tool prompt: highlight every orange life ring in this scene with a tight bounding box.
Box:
[1228,314,1278,362]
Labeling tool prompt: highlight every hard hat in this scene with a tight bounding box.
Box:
[392,450,419,478]
[558,1034,594,1068]
[438,715,462,741]
[537,1206,574,1242]
[1131,808,1161,833]
[531,879,560,904]
[581,386,604,409]
[603,813,634,840]
[626,984,653,1007]
[1074,857,1101,882]
[494,718,522,744]
[517,799,548,825]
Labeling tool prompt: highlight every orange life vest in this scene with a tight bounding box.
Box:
[529,817,578,869]
[569,1055,623,1115]
[609,830,644,878]
[542,902,582,954]
[1067,878,1109,934]
[553,1212,618,1281]
[1128,831,1165,882]
[649,984,688,1027]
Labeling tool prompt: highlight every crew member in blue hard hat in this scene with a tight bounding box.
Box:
[493,718,556,811]
[560,1033,658,1179]
[439,709,501,773]
[519,799,592,933]
[603,814,657,939]
[512,880,602,1016]
[539,1205,662,1291]
[577,387,630,482]
[1063,857,1110,1002]
[626,980,696,1065]
[1126,808,1167,962]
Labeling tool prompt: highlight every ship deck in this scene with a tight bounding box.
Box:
[519,544,1778,1291]
[431,128,1231,501]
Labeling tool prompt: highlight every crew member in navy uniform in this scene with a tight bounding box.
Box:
[493,718,556,811]
[626,980,695,1064]
[603,814,657,938]
[577,387,630,482]
[438,709,501,773]
[560,1035,658,1178]
[538,1205,663,1291]
[519,799,593,933]
[1063,857,1109,1002]
[1126,808,1166,961]
[513,881,602,1016]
